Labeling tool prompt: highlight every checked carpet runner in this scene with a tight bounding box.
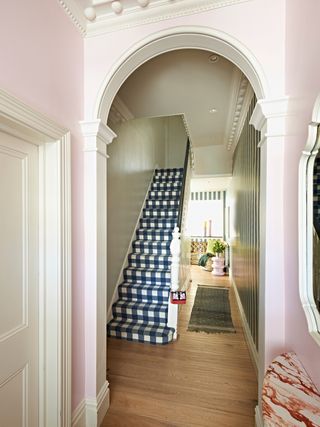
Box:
[107,168,183,344]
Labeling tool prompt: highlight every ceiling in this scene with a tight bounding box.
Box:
[110,49,253,176]
[58,0,251,36]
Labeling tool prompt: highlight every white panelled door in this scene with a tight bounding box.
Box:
[0,131,39,427]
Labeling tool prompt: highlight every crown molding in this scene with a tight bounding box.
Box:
[108,95,134,127]
[58,0,252,38]
[58,0,87,35]
[224,70,253,153]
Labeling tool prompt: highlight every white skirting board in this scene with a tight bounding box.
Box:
[231,278,259,377]
[72,381,110,427]
[255,405,264,427]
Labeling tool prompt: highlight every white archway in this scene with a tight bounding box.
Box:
[81,26,286,426]
[94,26,269,122]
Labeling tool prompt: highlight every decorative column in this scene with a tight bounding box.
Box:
[167,227,181,337]
[80,119,116,425]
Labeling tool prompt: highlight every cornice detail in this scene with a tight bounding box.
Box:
[58,0,252,38]
[58,0,87,35]
[108,96,134,127]
[225,72,253,152]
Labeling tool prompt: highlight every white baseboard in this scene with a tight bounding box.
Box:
[72,381,110,427]
[231,279,259,377]
[255,405,264,427]
[72,400,86,427]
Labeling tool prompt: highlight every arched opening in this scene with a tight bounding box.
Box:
[94,28,264,426]
[82,26,275,425]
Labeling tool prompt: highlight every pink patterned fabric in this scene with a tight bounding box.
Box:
[262,352,320,426]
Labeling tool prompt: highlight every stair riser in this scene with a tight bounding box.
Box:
[136,231,171,241]
[148,191,180,200]
[112,307,167,325]
[107,327,173,345]
[132,247,170,255]
[140,219,176,229]
[151,182,182,191]
[145,200,180,208]
[143,209,178,218]
[153,176,183,183]
[128,257,171,269]
[118,289,170,304]
[124,270,171,285]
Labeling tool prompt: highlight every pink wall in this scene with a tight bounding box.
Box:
[0,0,85,409]
[284,0,320,389]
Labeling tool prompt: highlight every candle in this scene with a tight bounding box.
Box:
[204,220,207,237]
[208,220,212,236]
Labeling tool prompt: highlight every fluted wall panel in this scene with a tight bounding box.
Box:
[231,96,260,350]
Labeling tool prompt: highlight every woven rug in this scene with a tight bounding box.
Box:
[188,285,235,333]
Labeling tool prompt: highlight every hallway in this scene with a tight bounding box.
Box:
[102,266,258,426]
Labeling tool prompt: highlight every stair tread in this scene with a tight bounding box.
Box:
[125,266,170,272]
[113,300,168,309]
[119,281,170,289]
[137,228,172,234]
[133,239,170,245]
[129,252,171,261]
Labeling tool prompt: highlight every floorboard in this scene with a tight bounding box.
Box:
[102,266,258,426]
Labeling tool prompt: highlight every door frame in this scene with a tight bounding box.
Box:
[0,88,72,427]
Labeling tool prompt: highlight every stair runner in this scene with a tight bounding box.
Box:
[107,168,183,344]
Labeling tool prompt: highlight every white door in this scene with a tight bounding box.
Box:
[0,131,39,427]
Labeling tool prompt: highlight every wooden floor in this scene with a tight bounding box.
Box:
[102,266,258,426]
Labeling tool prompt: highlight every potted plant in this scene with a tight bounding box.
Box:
[211,239,227,276]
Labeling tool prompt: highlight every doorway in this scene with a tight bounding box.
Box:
[0,89,72,427]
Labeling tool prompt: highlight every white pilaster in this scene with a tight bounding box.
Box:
[250,97,291,409]
[80,119,116,426]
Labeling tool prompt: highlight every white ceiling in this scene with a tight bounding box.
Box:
[112,49,253,176]
[59,0,251,36]
[191,176,232,192]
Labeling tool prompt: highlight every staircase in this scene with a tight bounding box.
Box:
[107,168,184,344]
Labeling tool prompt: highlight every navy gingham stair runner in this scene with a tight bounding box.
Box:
[107,168,183,344]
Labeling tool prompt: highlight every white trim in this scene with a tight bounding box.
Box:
[59,0,253,38]
[86,27,268,426]
[232,279,259,376]
[81,119,116,425]
[85,381,110,427]
[224,70,253,153]
[108,95,135,128]
[71,401,86,427]
[72,382,110,427]
[86,0,253,37]
[57,0,87,36]
[0,88,72,427]
[94,26,268,122]
[298,93,320,347]
[107,166,157,322]
[255,405,264,427]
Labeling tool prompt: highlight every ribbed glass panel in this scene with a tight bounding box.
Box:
[231,96,260,350]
